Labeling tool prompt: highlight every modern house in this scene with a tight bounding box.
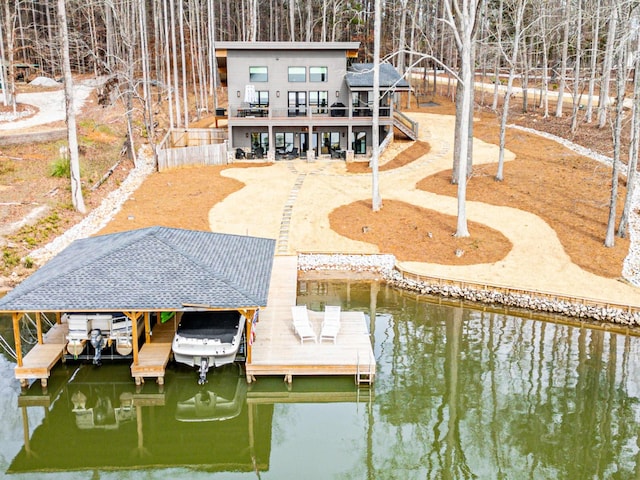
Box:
[215,42,416,161]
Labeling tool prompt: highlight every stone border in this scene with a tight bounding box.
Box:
[298,253,640,328]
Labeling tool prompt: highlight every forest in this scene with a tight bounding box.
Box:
[0,0,638,241]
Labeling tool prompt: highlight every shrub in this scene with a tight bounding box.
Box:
[50,157,70,178]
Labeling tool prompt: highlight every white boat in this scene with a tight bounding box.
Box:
[172,310,246,384]
[64,312,143,364]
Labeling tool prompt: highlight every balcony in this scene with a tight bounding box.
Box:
[228,104,392,124]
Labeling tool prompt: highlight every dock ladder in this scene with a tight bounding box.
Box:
[355,352,375,386]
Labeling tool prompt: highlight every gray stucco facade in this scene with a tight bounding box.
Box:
[216,42,410,161]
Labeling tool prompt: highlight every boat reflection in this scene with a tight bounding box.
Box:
[8,363,270,474]
[174,365,247,422]
[72,389,136,430]
[8,362,366,475]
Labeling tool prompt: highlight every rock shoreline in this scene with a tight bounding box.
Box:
[298,253,640,328]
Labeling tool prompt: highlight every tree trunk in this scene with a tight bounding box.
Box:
[555,0,570,118]
[57,0,86,214]
[169,0,182,128]
[0,3,8,106]
[371,0,382,212]
[444,0,482,238]
[604,45,626,247]
[491,0,503,112]
[570,0,583,134]
[585,0,601,123]
[497,0,526,181]
[3,0,17,113]
[289,0,295,41]
[598,4,617,129]
[617,28,640,237]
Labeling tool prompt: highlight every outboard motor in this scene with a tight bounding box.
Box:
[90,329,106,366]
[198,358,209,385]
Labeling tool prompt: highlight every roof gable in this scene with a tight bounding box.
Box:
[0,227,276,312]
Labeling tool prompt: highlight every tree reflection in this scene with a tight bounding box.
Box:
[368,287,640,479]
[297,281,640,479]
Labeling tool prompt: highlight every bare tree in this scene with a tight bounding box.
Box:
[616,7,640,238]
[584,0,602,123]
[57,0,85,214]
[371,0,382,212]
[604,32,628,247]
[496,0,528,181]
[569,0,584,134]
[443,0,484,237]
[2,0,17,112]
[554,0,570,118]
[598,1,617,129]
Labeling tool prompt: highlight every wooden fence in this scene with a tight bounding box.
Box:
[156,128,228,171]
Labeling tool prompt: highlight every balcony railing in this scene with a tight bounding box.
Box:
[230,105,392,119]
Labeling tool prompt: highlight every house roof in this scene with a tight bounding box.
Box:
[346,63,411,91]
[0,227,276,313]
[215,41,360,52]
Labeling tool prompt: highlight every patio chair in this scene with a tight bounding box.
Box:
[287,147,299,159]
[320,305,341,344]
[323,305,341,328]
[291,305,317,344]
[235,148,246,159]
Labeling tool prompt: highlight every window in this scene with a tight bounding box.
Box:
[309,91,328,114]
[309,66,328,82]
[353,132,366,154]
[288,91,307,116]
[321,132,340,154]
[353,91,370,116]
[288,66,306,82]
[250,132,269,152]
[255,91,269,107]
[275,132,295,153]
[249,66,268,82]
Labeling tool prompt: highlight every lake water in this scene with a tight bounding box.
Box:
[0,279,639,479]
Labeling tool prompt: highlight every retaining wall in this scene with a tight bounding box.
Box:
[297,253,640,329]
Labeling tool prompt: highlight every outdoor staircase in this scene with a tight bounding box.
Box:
[393,110,419,141]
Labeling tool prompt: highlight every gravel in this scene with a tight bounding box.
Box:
[0,77,104,130]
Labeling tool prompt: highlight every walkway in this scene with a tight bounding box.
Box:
[0,78,103,132]
[208,112,640,307]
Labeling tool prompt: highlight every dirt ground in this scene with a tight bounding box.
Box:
[0,89,635,289]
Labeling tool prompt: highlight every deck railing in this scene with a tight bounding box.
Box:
[230,105,393,119]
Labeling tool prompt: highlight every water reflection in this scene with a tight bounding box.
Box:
[0,280,639,479]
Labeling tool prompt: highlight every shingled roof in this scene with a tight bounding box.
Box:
[346,63,410,90]
[0,227,276,313]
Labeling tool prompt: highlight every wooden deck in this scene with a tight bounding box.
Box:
[15,323,68,388]
[246,256,376,385]
[130,317,175,386]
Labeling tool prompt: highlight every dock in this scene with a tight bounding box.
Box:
[130,317,174,387]
[14,322,68,388]
[9,255,375,388]
[246,256,376,385]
